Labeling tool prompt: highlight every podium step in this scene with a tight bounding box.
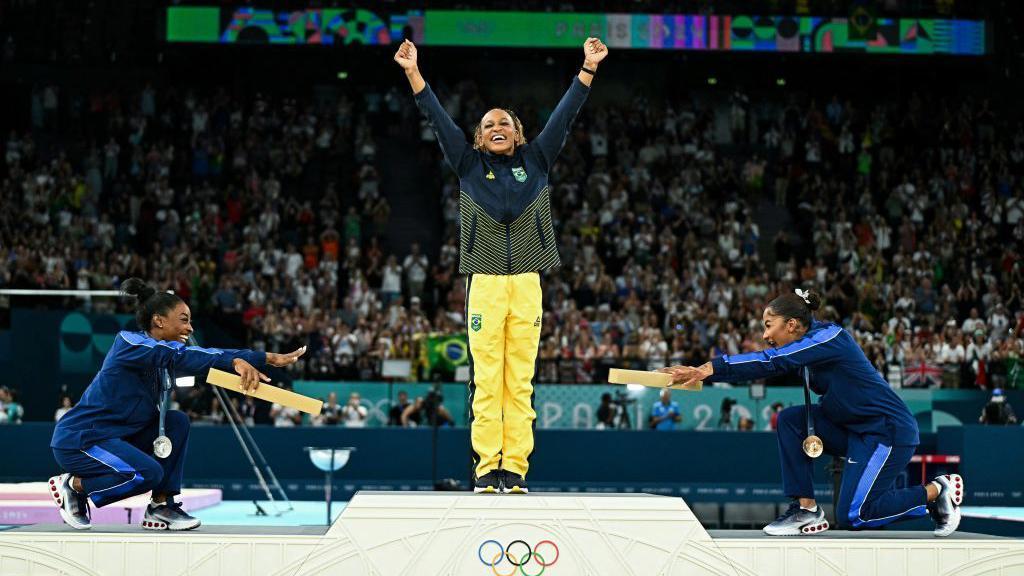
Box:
[0,491,1021,575]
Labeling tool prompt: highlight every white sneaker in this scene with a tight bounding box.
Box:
[931,474,964,537]
[763,502,830,536]
[48,473,91,530]
[141,500,201,531]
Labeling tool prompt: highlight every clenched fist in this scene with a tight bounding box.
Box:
[394,39,418,71]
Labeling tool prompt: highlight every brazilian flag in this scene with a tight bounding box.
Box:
[420,333,469,374]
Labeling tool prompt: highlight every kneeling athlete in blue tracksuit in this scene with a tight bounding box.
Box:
[665,289,964,537]
[49,278,304,530]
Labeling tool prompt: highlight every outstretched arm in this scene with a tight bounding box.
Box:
[534,37,609,171]
[116,331,262,375]
[395,39,472,174]
[116,331,306,392]
[664,324,846,387]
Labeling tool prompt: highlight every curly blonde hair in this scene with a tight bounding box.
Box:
[473,109,528,150]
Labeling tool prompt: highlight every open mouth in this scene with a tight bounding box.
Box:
[490,134,507,143]
[179,335,190,343]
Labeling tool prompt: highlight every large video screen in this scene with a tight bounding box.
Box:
[166,7,987,56]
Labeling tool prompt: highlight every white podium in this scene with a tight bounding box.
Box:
[1,492,1022,576]
[325,491,716,575]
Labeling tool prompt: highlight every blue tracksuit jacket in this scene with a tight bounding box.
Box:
[51,331,265,450]
[709,320,919,446]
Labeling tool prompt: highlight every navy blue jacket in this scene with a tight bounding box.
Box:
[51,331,266,450]
[710,320,919,446]
[415,78,589,274]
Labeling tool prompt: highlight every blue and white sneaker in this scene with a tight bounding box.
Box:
[48,473,91,530]
[930,474,964,537]
[142,499,201,531]
[763,501,829,536]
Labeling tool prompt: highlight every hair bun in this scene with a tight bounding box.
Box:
[120,277,156,302]
[805,290,822,312]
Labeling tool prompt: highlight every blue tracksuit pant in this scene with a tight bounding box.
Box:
[52,410,190,507]
[777,405,929,529]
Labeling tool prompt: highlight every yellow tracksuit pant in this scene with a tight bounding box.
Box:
[466,272,542,479]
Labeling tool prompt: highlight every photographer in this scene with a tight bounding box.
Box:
[341,392,368,428]
[388,391,411,427]
[596,390,634,429]
[596,393,616,429]
[314,392,342,427]
[719,397,738,430]
[979,388,1018,425]
[401,392,454,427]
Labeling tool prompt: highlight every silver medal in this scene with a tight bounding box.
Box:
[153,435,173,458]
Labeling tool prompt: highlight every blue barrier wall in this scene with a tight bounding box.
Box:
[6,423,1017,505]
[939,426,1024,503]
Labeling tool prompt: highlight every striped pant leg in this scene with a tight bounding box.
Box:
[53,439,163,508]
[837,438,929,529]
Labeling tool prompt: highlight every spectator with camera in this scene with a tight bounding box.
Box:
[388,390,411,426]
[401,391,454,427]
[314,392,342,426]
[979,388,1018,425]
[340,392,368,428]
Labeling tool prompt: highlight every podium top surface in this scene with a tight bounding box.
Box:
[355,490,665,497]
[6,524,1009,540]
[3,524,330,536]
[708,530,1015,540]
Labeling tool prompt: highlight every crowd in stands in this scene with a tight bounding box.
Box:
[2,70,1023,409]
[431,81,1024,392]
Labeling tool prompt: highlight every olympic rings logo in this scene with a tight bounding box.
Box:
[477,540,560,575]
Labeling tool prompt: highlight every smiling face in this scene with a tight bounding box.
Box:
[761,307,807,348]
[477,108,518,156]
[150,302,194,344]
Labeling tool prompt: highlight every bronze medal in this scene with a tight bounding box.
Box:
[802,435,824,458]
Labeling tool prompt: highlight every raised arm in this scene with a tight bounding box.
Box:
[576,37,608,88]
[394,39,473,174]
[534,37,609,171]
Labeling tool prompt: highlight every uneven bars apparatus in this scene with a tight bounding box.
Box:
[196,336,320,516]
[0,289,122,296]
